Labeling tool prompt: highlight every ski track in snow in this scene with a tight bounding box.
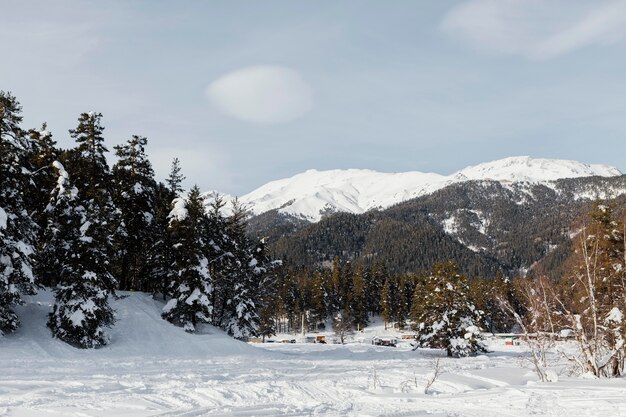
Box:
[2,292,626,416]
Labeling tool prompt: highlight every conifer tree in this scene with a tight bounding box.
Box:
[147,182,176,297]
[162,186,213,332]
[366,262,386,316]
[328,256,343,318]
[221,198,260,339]
[203,192,233,327]
[350,265,368,330]
[167,157,185,197]
[66,112,117,288]
[112,135,157,291]
[68,112,112,206]
[470,274,517,333]
[27,125,60,275]
[380,279,392,330]
[250,235,281,338]
[310,270,327,329]
[0,91,37,335]
[412,262,486,357]
[46,162,116,348]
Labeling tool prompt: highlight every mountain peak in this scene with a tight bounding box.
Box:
[236,157,621,222]
[453,156,621,183]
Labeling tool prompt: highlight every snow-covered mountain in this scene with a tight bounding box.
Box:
[235,157,621,222]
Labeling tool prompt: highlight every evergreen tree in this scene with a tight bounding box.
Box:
[0,91,37,335]
[25,124,59,206]
[380,279,392,330]
[66,112,117,289]
[411,262,486,358]
[167,157,185,197]
[328,256,343,318]
[67,112,112,207]
[366,262,386,316]
[46,162,116,348]
[310,270,327,330]
[112,135,157,291]
[470,274,518,333]
[27,125,60,285]
[250,236,281,340]
[350,265,368,330]
[147,182,176,297]
[162,186,213,332]
[204,192,233,328]
[221,198,260,339]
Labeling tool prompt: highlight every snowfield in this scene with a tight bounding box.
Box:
[2,291,626,416]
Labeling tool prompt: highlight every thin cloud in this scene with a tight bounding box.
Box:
[206,65,313,125]
[441,0,626,60]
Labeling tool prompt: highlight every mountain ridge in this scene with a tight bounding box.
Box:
[231,156,621,222]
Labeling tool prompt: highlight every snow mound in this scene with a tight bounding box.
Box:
[1,290,261,359]
[235,157,621,222]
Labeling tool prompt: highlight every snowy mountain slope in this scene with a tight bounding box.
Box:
[451,156,620,183]
[236,157,622,222]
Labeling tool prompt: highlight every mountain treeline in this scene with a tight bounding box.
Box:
[0,91,278,347]
[265,257,520,336]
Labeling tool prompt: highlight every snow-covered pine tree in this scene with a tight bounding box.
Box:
[66,112,118,285]
[46,161,116,348]
[469,274,518,333]
[146,159,185,297]
[254,237,281,340]
[67,112,113,207]
[26,124,59,220]
[411,261,486,358]
[201,195,258,339]
[28,125,62,286]
[221,198,261,339]
[162,186,213,333]
[147,181,177,298]
[0,91,37,335]
[112,135,157,291]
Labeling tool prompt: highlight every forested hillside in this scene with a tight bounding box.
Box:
[256,177,626,279]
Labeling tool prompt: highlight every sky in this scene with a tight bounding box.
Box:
[2,0,626,195]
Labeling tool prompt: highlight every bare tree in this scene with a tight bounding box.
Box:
[498,276,559,382]
[333,309,353,344]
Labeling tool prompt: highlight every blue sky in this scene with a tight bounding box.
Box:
[2,0,626,195]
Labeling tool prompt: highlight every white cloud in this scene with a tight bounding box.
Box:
[442,0,626,60]
[207,65,313,124]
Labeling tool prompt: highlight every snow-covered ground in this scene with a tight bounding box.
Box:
[2,291,626,416]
